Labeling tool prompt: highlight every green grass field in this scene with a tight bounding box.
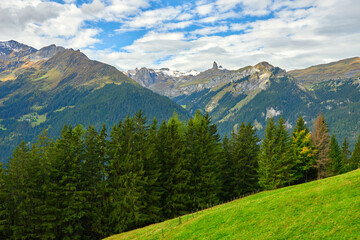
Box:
[105,169,360,240]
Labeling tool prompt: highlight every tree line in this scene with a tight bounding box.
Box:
[0,111,359,239]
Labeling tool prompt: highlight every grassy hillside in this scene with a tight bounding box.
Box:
[289,57,360,86]
[106,169,360,240]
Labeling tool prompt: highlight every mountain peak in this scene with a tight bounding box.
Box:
[212,61,218,70]
[26,44,65,61]
[0,40,37,59]
[254,61,274,70]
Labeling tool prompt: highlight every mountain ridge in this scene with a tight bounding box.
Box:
[0,40,190,163]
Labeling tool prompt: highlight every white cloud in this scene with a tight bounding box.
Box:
[1,0,360,75]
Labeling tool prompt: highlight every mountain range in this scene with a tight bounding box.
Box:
[1,40,360,163]
[0,40,189,163]
[127,57,360,145]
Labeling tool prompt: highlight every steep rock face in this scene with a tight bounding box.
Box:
[26,44,65,61]
[129,61,287,98]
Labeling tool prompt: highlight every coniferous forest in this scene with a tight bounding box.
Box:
[0,110,360,239]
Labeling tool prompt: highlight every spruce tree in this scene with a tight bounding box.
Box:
[258,117,277,190]
[350,134,360,170]
[108,116,147,232]
[341,137,351,172]
[219,134,232,201]
[292,116,317,183]
[229,122,260,197]
[311,113,331,179]
[161,115,190,218]
[273,117,294,187]
[329,134,343,176]
[185,111,221,210]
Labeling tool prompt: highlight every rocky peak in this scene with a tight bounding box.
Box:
[0,40,37,60]
[26,44,65,61]
[212,61,218,70]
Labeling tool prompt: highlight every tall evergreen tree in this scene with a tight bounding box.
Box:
[341,137,351,172]
[258,117,277,190]
[47,124,88,239]
[273,117,294,187]
[229,122,260,197]
[160,115,190,218]
[311,113,331,179]
[329,134,343,176]
[259,117,293,189]
[350,134,360,170]
[292,116,317,183]
[219,134,232,201]
[107,116,147,233]
[185,111,221,210]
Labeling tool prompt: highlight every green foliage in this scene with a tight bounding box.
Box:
[228,122,260,197]
[350,134,360,170]
[291,116,317,183]
[185,111,221,209]
[341,137,352,172]
[0,111,354,239]
[329,134,343,176]
[259,117,294,189]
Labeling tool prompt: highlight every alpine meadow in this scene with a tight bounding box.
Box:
[1,0,360,239]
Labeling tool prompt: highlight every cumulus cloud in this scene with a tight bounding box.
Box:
[96,0,360,72]
[1,0,360,74]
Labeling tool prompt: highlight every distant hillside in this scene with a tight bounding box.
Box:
[289,57,360,87]
[128,58,360,146]
[106,169,360,240]
[0,40,190,163]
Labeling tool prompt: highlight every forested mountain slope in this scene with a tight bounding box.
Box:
[128,58,360,145]
[0,40,190,163]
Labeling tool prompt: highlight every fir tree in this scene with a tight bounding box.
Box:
[273,117,294,187]
[229,122,260,197]
[160,115,190,218]
[219,134,232,201]
[292,116,317,183]
[258,117,277,190]
[341,137,351,172]
[329,134,343,176]
[108,116,147,232]
[350,134,360,170]
[185,111,221,210]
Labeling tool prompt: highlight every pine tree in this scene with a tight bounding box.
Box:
[341,137,351,172]
[185,111,221,210]
[311,113,331,179]
[329,134,343,176]
[219,134,232,201]
[159,115,190,218]
[258,117,277,190]
[292,116,317,183]
[82,125,108,239]
[1,141,32,239]
[108,115,147,233]
[273,117,294,187]
[142,117,163,224]
[350,134,360,170]
[47,124,87,239]
[259,117,293,189]
[229,122,260,197]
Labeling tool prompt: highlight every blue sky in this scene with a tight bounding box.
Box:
[1,0,360,71]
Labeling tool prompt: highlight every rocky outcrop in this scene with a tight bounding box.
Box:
[26,44,65,61]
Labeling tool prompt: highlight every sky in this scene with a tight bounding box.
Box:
[0,0,360,71]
